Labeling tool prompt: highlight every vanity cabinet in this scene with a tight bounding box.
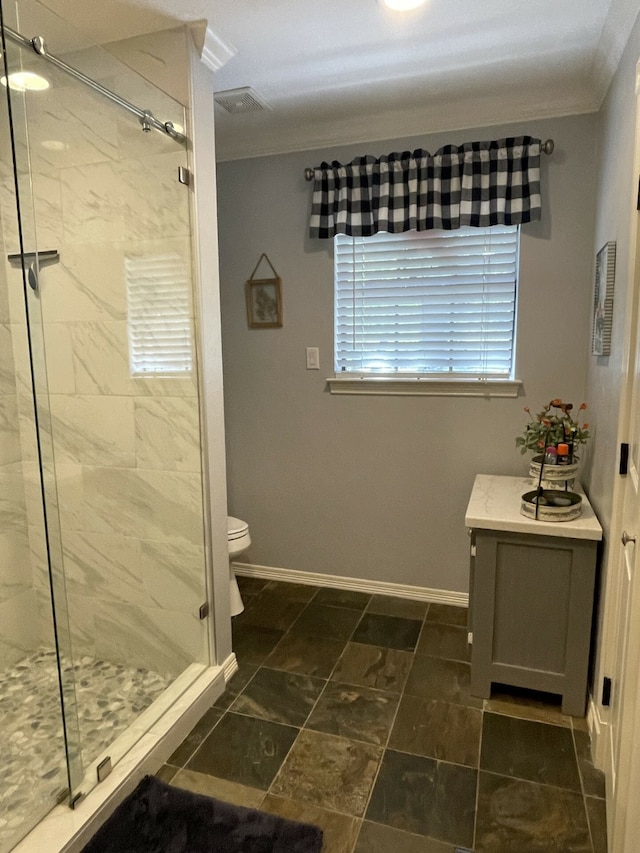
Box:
[465,475,602,716]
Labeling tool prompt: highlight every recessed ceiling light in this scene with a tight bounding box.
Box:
[0,71,50,92]
[381,0,427,9]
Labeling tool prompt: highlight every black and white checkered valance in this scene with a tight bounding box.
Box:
[308,136,542,239]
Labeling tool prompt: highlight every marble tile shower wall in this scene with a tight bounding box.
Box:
[0,70,208,679]
[0,227,39,669]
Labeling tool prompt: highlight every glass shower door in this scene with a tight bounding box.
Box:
[0,3,78,848]
[1,0,211,822]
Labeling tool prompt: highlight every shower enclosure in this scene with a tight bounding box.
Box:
[0,1,220,849]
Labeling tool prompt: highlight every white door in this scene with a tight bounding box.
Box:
[608,87,640,853]
[608,408,640,850]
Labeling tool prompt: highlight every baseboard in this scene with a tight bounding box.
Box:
[587,693,608,770]
[232,561,469,607]
[222,651,238,683]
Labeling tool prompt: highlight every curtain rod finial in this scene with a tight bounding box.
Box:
[304,168,315,182]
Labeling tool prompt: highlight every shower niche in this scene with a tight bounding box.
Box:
[0,1,223,849]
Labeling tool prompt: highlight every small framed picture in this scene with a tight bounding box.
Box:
[246,277,283,328]
[592,241,616,356]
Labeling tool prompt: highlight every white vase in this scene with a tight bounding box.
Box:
[529,455,579,490]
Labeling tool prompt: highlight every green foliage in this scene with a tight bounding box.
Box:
[515,399,590,456]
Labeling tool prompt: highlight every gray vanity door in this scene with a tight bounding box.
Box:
[469,529,597,716]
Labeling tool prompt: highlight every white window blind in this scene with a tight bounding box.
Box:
[334,225,519,377]
[126,252,193,377]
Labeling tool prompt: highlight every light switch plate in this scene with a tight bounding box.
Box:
[306,347,320,369]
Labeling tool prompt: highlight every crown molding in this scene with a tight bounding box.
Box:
[191,23,237,73]
[214,99,596,162]
[589,0,640,108]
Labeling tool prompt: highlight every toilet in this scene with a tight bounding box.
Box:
[227,516,251,616]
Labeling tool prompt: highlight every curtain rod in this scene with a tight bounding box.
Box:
[303,138,555,181]
[2,26,187,144]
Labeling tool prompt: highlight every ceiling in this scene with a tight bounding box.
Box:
[38,0,640,161]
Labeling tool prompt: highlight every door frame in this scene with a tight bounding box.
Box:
[597,56,640,853]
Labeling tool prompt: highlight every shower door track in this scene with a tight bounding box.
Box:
[3,24,187,143]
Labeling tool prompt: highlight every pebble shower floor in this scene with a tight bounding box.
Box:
[0,649,170,852]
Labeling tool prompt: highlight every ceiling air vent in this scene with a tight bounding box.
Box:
[214,86,270,114]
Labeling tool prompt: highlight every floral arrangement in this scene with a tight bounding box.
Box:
[516,399,590,458]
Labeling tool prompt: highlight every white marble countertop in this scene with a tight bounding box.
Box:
[465,474,603,541]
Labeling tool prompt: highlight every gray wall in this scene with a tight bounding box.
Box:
[583,12,640,530]
[582,11,640,704]
[217,114,597,594]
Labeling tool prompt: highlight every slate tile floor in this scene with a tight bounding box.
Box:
[156,578,608,853]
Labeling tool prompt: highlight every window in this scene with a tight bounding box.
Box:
[334,225,519,384]
[126,252,193,377]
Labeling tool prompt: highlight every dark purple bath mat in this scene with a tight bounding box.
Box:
[81,775,323,853]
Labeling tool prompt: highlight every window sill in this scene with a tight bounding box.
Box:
[326,376,523,397]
